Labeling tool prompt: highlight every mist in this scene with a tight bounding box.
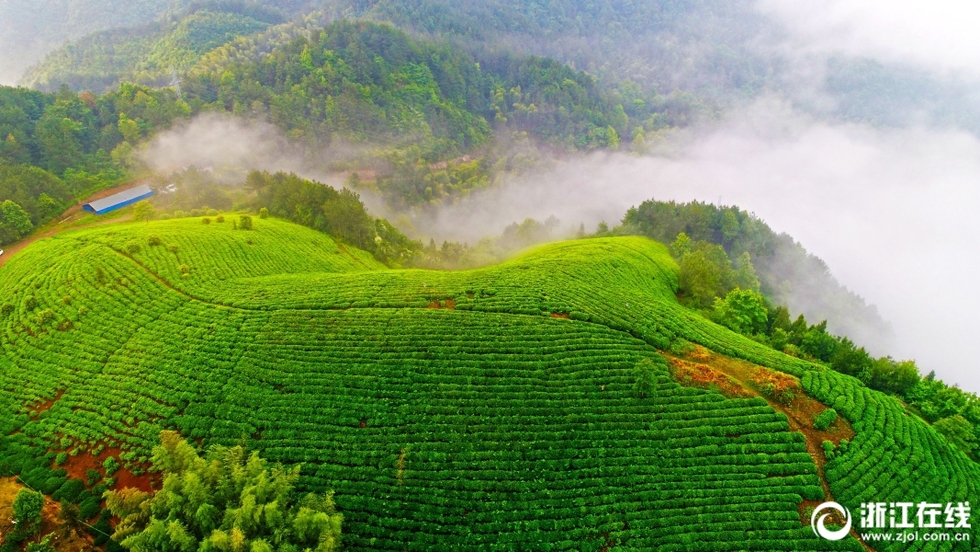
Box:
[416,99,980,393]
[140,100,980,393]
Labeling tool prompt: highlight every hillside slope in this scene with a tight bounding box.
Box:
[0,217,976,550]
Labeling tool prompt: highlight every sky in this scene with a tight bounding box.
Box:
[756,0,980,78]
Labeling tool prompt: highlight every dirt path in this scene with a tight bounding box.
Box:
[0,182,145,270]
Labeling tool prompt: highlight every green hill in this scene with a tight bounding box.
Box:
[21,4,286,93]
[0,216,976,550]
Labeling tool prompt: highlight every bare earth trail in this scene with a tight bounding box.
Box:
[0,182,143,270]
[667,346,874,551]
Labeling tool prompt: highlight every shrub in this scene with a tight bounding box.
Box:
[35,309,55,326]
[190,209,202,217]
[52,478,85,503]
[125,242,141,254]
[13,489,44,535]
[86,469,102,486]
[259,207,269,219]
[167,244,178,253]
[633,358,662,399]
[174,210,187,218]
[55,452,68,465]
[27,533,55,552]
[78,496,101,520]
[179,265,190,274]
[814,408,838,430]
[206,209,218,216]
[821,440,836,460]
[202,217,212,225]
[147,235,163,246]
[159,213,172,220]
[24,295,38,310]
[216,215,225,223]
[1,303,13,316]
[239,215,253,230]
[103,456,120,476]
[77,306,89,316]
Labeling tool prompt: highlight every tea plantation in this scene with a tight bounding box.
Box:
[0,217,976,551]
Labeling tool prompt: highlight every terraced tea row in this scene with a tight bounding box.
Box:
[804,371,980,550]
[0,217,974,550]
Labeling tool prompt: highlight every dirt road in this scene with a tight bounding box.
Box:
[0,182,145,270]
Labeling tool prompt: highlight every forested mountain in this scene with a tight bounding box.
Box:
[21,4,286,93]
[0,0,316,86]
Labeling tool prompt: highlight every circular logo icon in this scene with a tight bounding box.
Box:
[811,501,852,541]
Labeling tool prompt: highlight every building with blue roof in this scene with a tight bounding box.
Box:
[83,185,155,215]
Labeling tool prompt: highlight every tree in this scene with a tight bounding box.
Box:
[869,357,921,395]
[678,250,723,309]
[933,415,976,457]
[239,215,253,230]
[733,252,760,292]
[13,489,44,537]
[633,358,660,399]
[830,338,872,380]
[0,199,34,236]
[711,288,768,335]
[132,200,156,223]
[105,431,343,552]
[669,232,691,258]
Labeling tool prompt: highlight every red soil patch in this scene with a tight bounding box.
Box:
[426,299,456,310]
[669,346,866,548]
[665,356,750,398]
[27,390,65,417]
[54,446,155,494]
[550,312,570,319]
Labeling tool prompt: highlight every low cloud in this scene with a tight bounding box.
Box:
[139,105,980,393]
[424,98,980,392]
[756,0,980,78]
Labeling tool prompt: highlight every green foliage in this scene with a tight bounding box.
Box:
[105,430,342,552]
[104,455,121,475]
[258,207,268,219]
[934,415,977,457]
[13,489,44,536]
[813,408,838,431]
[804,370,980,545]
[868,357,921,395]
[711,288,768,335]
[0,217,969,550]
[132,200,156,223]
[675,241,735,309]
[633,357,662,399]
[26,534,55,552]
[0,199,34,245]
[246,170,419,263]
[238,214,252,230]
[623,200,888,340]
